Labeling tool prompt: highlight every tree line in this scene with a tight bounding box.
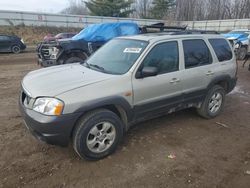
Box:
[61,0,250,21]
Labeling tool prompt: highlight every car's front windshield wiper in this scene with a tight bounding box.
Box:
[81,61,114,74]
[89,63,106,72]
[80,60,90,68]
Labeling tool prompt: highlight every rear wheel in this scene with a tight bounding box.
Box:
[12,45,21,54]
[73,109,124,160]
[197,85,225,119]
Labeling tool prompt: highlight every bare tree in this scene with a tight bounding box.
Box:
[175,0,250,21]
[133,0,152,18]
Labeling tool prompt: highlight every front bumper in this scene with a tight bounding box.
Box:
[37,58,57,67]
[19,99,81,146]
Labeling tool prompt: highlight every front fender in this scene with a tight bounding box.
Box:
[73,96,134,122]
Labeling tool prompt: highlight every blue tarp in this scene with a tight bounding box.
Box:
[223,33,249,42]
[72,22,139,42]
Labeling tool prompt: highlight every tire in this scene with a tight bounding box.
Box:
[12,45,21,54]
[64,56,86,64]
[237,47,247,60]
[197,85,225,119]
[73,109,124,160]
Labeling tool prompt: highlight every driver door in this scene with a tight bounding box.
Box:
[132,41,183,119]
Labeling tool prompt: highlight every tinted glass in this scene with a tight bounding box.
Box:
[209,38,233,62]
[68,33,75,38]
[0,36,9,40]
[183,39,212,69]
[142,41,179,74]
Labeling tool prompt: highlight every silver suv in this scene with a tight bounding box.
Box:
[19,33,237,160]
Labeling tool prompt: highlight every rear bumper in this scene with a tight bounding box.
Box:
[21,44,26,50]
[19,99,81,146]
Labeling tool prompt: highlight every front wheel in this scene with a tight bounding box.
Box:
[197,85,225,119]
[73,109,124,160]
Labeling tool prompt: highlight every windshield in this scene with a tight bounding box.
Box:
[84,39,148,74]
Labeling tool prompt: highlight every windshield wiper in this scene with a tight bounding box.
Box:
[81,61,107,73]
[81,60,90,68]
[89,64,106,72]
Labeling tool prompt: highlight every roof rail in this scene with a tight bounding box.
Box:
[140,22,187,33]
[171,30,220,35]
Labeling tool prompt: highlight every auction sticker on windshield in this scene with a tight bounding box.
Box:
[123,48,142,53]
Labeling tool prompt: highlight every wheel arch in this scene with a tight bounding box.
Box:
[70,97,134,138]
[207,75,234,93]
[57,49,89,62]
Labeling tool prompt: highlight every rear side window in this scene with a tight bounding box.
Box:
[209,38,233,62]
[183,39,212,69]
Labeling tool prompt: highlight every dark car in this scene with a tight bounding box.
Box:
[36,22,140,67]
[43,33,76,42]
[0,34,26,53]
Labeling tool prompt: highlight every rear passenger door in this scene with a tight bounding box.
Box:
[181,39,214,103]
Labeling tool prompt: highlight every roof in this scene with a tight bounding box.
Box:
[118,32,225,43]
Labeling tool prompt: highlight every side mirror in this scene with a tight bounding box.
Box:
[136,66,158,78]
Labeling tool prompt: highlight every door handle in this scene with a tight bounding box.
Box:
[206,71,214,76]
[170,78,180,83]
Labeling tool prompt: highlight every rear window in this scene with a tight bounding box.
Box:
[209,39,232,62]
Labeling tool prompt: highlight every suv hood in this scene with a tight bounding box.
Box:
[57,38,73,44]
[22,63,114,97]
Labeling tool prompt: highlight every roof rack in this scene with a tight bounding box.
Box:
[170,30,220,35]
[140,22,187,33]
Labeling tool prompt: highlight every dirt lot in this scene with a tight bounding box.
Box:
[0,52,250,188]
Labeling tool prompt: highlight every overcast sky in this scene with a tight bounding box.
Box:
[0,0,69,13]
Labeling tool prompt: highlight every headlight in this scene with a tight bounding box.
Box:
[234,43,240,48]
[33,97,64,116]
[51,47,59,59]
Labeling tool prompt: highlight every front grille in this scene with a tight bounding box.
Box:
[42,49,50,56]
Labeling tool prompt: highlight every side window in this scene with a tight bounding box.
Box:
[0,36,8,41]
[141,41,179,74]
[183,39,212,69]
[209,38,233,62]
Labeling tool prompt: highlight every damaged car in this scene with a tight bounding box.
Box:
[223,29,250,60]
[36,22,139,67]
